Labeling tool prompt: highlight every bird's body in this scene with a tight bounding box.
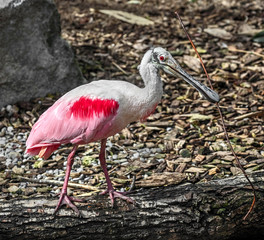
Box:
[27,79,162,158]
[27,50,162,159]
[26,47,219,214]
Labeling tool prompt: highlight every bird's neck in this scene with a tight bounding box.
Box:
[141,63,163,97]
[137,63,163,120]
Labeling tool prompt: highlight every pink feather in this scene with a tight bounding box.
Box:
[26,96,119,159]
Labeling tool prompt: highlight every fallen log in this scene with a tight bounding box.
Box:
[0,170,264,240]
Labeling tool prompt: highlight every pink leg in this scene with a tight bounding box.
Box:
[99,139,134,206]
[54,145,82,215]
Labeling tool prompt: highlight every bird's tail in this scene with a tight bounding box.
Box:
[26,144,60,160]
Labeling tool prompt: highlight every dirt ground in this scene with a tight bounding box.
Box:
[0,0,264,203]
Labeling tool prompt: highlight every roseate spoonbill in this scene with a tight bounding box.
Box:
[26,47,219,214]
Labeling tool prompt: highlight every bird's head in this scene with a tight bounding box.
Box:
[151,47,220,103]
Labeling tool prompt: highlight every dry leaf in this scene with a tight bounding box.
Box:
[183,55,202,73]
[230,167,243,175]
[185,167,207,173]
[204,28,232,40]
[208,167,220,175]
[99,10,154,25]
[237,23,260,36]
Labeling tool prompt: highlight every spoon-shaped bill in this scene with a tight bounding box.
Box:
[165,58,220,103]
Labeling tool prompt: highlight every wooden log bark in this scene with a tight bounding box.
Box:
[1,170,264,240]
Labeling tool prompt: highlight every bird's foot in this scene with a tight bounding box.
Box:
[54,191,83,215]
[100,188,134,206]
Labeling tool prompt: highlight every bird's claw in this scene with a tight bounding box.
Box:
[100,189,135,206]
[54,192,83,215]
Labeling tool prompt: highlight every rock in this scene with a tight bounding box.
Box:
[23,187,36,196]
[0,0,85,108]
[0,131,5,137]
[12,165,25,175]
[179,148,191,158]
[145,142,155,148]
[0,138,6,146]
[8,185,19,193]
[7,151,21,160]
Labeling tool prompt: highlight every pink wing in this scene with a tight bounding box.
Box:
[26,96,119,159]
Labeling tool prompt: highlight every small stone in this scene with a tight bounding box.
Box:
[8,151,21,160]
[146,142,155,148]
[230,63,238,71]
[36,174,43,179]
[150,148,157,153]
[76,167,83,173]
[133,152,140,159]
[6,105,19,116]
[0,128,6,137]
[7,126,14,132]
[156,148,162,153]
[141,151,150,158]
[12,165,25,175]
[0,139,6,146]
[23,187,36,196]
[5,158,13,168]
[179,149,191,158]
[8,185,19,193]
[221,62,230,70]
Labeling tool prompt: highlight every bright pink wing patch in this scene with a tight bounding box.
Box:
[26,96,120,159]
[68,97,119,120]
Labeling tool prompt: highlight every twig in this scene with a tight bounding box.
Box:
[228,45,264,58]
[234,110,264,120]
[112,61,129,75]
[175,11,256,221]
[17,176,99,191]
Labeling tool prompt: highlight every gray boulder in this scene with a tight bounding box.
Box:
[0,0,85,108]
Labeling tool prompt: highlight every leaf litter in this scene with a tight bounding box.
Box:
[0,0,263,203]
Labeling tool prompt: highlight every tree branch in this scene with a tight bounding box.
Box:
[1,170,264,240]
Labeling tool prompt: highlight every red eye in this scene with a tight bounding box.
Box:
[159,56,165,61]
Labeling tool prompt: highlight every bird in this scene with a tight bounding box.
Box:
[26,47,219,215]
